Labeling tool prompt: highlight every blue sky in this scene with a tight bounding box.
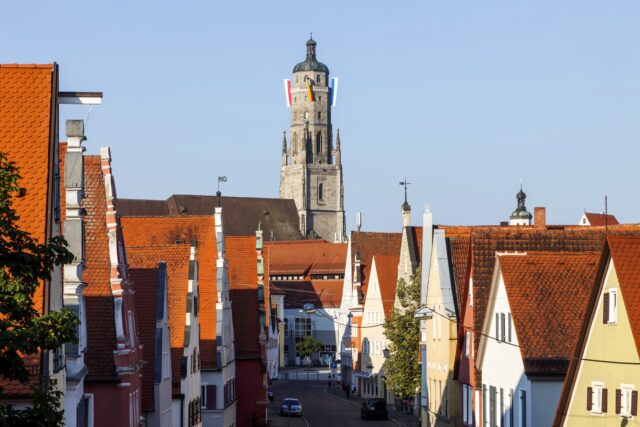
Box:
[3,1,639,231]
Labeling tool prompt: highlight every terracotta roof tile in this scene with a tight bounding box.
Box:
[271,280,343,309]
[121,215,218,370]
[373,255,399,318]
[607,236,640,357]
[82,156,119,381]
[498,252,600,376]
[125,244,190,396]
[130,267,160,411]
[585,212,619,226]
[0,64,54,314]
[351,232,402,303]
[448,236,471,316]
[226,237,262,359]
[267,240,347,275]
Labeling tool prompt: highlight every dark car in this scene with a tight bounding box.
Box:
[361,398,388,420]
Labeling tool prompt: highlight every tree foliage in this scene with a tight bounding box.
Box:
[0,152,79,424]
[383,269,421,398]
[295,335,323,358]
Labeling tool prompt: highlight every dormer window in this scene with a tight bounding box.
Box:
[603,289,618,324]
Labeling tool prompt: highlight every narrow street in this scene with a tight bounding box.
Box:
[267,380,399,427]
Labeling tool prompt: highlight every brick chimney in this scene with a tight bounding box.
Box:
[534,207,546,228]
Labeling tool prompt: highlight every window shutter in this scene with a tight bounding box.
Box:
[206,385,216,410]
[616,389,621,414]
[603,292,610,323]
[496,313,500,341]
[632,390,638,416]
[501,313,506,342]
[602,388,608,413]
[587,387,593,411]
[508,313,512,342]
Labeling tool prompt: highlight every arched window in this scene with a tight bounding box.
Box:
[316,75,321,84]
[316,132,322,154]
[318,183,324,200]
[318,111,322,120]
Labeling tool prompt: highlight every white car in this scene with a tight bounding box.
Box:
[280,397,302,417]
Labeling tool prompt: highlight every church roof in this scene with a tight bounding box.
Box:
[293,36,330,74]
[119,194,303,241]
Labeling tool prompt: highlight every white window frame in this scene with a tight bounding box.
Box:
[591,381,604,414]
[621,384,634,418]
[608,289,618,324]
[463,385,469,424]
[469,278,473,306]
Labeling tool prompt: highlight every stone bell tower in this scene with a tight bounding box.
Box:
[279,36,346,242]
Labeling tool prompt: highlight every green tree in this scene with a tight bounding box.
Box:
[295,335,323,359]
[383,269,421,398]
[0,152,79,425]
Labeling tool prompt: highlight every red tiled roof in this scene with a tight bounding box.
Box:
[0,64,54,316]
[226,237,261,359]
[448,236,471,316]
[270,280,343,309]
[498,252,600,376]
[373,255,399,318]
[266,240,347,275]
[121,215,218,370]
[585,212,619,226]
[130,267,159,412]
[351,232,402,303]
[125,244,190,396]
[413,227,423,262]
[607,236,640,357]
[83,156,119,381]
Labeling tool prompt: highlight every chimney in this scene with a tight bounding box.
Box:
[534,207,546,228]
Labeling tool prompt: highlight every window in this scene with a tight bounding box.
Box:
[617,385,637,417]
[202,384,217,410]
[316,75,321,83]
[495,312,513,343]
[469,279,473,306]
[489,385,497,427]
[162,350,170,380]
[519,389,527,427]
[316,132,322,154]
[588,382,606,414]
[465,332,471,358]
[604,289,618,324]
[128,311,136,348]
[304,112,309,119]
[463,385,470,424]
[318,183,324,201]
[318,111,322,120]
[294,317,312,341]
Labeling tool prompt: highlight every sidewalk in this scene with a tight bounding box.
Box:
[325,386,420,427]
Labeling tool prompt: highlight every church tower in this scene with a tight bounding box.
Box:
[280,36,346,242]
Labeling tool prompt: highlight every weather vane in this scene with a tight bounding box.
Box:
[399,178,411,203]
[217,176,227,193]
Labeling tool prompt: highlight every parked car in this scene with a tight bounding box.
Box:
[267,388,274,402]
[361,398,388,420]
[280,397,302,417]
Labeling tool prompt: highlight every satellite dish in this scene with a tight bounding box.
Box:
[303,303,316,314]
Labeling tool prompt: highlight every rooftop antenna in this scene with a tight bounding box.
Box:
[605,195,608,232]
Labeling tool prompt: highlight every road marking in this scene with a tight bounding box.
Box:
[303,416,310,427]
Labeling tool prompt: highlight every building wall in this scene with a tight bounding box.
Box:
[202,365,236,427]
[425,236,462,426]
[236,359,266,427]
[479,273,531,427]
[531,381,562,427]
[562,261,640,426]
[86,382,133,427]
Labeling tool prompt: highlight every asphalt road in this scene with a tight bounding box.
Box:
[267,380,397,427]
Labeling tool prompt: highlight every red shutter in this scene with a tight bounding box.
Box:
[602,388,608,413]
[632,390,638,416]
[587,387,593,411]
[603,292,610,323]
[615,389,621,415]
[206,385,217,410]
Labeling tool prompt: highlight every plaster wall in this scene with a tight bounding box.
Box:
[562,261,640,427]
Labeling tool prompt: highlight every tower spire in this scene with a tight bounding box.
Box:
[306,35,317,60]
[400,178,412,226]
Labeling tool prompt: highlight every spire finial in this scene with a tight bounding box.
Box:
[306,34,317,59]
[399,178,411,212]
[282,130,287,153]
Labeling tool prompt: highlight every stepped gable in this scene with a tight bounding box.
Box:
[607,236,640,357]
[120,215,218,370]
[130,267,160,412]
[119,195,302,241]
[125,244,191,396]
[374,255,400,318]
[351,231,402,303]
[498,251,601,376]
